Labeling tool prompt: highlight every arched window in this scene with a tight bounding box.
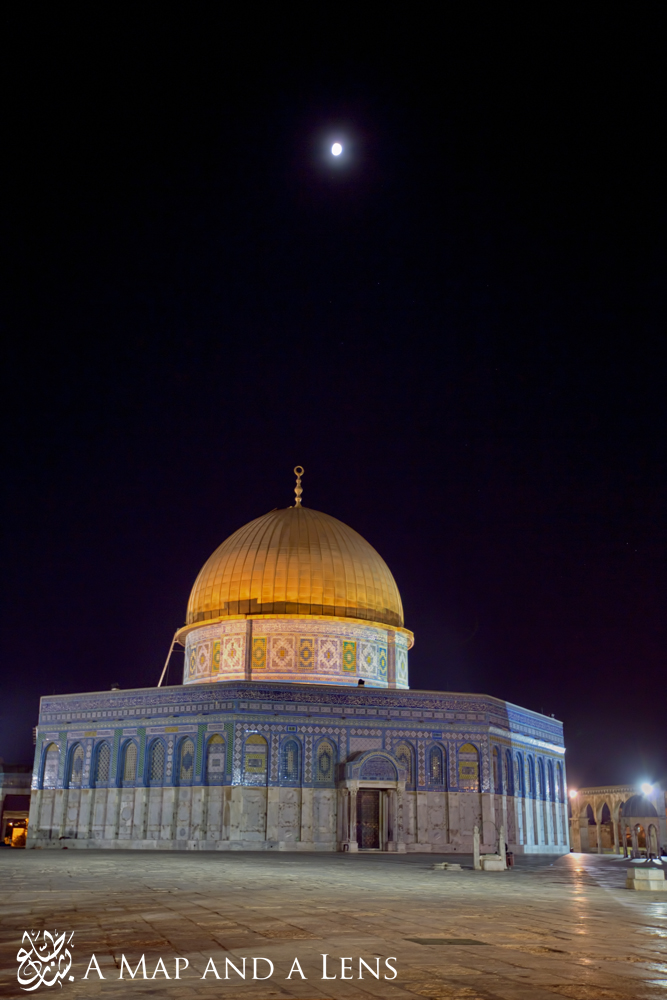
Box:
[492,747,502,794]
[179,738,195,785]
[515,753,525,797]
[280,739,300,783]
[122,742,137,786]
[68,744,85,788]
[94,743,111,787]
[42,743,60,789]
[393,742,415,785]
[528,756,536,798]
[458,743,480,792]
[556,762,564,802]
[315,739,336,784]
[243,734,268,784]
[538,759,546,800]
[505,750,514,795]
[547,760,555,801]
[149,741,165,785]
[206,735,225,785]
[429,745,445,787]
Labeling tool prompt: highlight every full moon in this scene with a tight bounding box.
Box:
[331,143,343,156]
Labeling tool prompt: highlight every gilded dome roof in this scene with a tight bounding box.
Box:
[185,505,404,628]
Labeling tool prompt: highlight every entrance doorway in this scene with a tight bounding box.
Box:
[357,789,380,849]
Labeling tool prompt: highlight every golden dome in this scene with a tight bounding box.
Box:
[185,505,404,629]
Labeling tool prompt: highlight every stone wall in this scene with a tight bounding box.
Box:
[27,785,569,853]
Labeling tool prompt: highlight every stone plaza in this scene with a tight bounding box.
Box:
[2,850,667,999]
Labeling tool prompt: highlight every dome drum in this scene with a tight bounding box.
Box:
[181,616,411,689]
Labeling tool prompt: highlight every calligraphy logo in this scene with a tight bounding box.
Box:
[17,931,74,991]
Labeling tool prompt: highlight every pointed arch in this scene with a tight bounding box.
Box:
[315,738,336,784]
[428,745,445,787]
[505,749,514,795]
[393,741,415,786]
[94,742,111,787]
[492,746,502,794]
[68,743,85,789]
[556,761,564,802]
[547,759,555,801]
[280,738,301,783]
[121,740,138,787]
[458,742,480,792]
[178,738,196,785]
[148,739,166,785]
[205,734,226,785]
[243,734,268,784]
[537,758,546,800]
[515,752,525,797]
[41,742,60,789]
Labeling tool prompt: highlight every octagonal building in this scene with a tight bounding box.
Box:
[27,473,569,854]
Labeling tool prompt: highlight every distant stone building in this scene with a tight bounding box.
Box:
[27,473,570,854]
[1,761,32,846]
[569,785,667,856]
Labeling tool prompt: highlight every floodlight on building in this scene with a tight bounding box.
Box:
[641,782,653,796]
[569,789,578,799]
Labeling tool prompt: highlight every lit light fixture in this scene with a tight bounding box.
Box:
[641,782,653,796]
[569,789,578,799]
[331,142,343,156]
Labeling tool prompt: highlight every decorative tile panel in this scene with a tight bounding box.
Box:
[358,641,377,679]
[252,636,267,670]
[222,634,245,675]
[342,640,357,674]
[268,635,297,672]
[298,637,315,672]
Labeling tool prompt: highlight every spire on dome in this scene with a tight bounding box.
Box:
[293,466,304,507]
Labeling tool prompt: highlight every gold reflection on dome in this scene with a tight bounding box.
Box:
[186,505,404,628]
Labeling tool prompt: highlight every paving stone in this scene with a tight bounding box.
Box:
[1,852,667,999]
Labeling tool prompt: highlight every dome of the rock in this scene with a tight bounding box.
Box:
[176,477,412,689]
[185,504,404,629]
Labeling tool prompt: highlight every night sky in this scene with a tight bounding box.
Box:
[2,10,665,789]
